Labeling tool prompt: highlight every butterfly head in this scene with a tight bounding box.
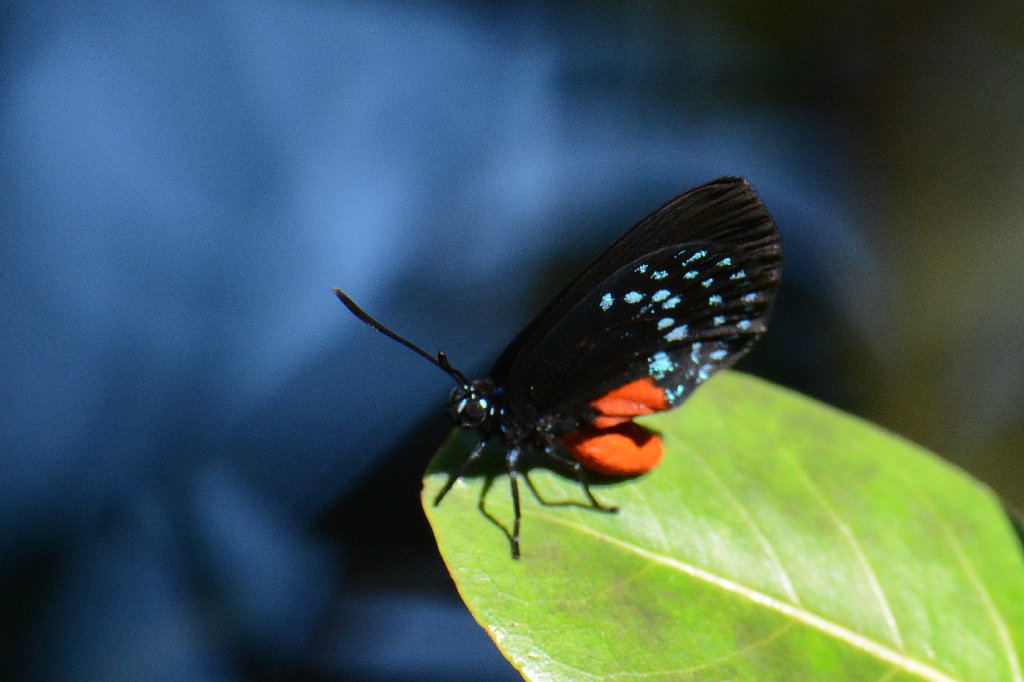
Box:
[446,379,498,429]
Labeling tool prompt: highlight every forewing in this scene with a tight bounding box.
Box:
[493,177,781,425]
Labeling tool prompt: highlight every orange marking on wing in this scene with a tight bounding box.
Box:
[590,377,668,428]
[560,423,664,476]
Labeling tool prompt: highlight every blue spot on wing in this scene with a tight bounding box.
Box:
[623,291,644,304]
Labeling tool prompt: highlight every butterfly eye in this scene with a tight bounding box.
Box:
[445,386,490,425]
[463,397,488,421]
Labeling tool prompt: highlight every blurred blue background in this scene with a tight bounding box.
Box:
[3,2,1023,680]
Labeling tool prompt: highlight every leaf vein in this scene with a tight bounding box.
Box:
[601,623,798,680]
[784,453,905,650]
[529,511,959,682]
[685,443,801,605]
[894,469,1023,682]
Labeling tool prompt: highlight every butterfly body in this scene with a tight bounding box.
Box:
[336,177,782,558]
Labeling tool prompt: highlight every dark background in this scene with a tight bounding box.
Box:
[3,2,1023,680]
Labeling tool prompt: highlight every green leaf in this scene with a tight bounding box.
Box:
[422,371,1024,681]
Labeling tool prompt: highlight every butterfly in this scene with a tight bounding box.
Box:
[335,177,782,558]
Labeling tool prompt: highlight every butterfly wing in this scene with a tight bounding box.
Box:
[492,177,782,430]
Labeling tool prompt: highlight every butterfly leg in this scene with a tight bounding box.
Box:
[506,447,522,560]
[541,439,619,514]
[434,438,488,506]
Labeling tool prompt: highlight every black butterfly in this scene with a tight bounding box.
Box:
[335,177,782,558]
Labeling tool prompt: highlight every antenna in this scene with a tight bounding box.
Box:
[333,288,469,385]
